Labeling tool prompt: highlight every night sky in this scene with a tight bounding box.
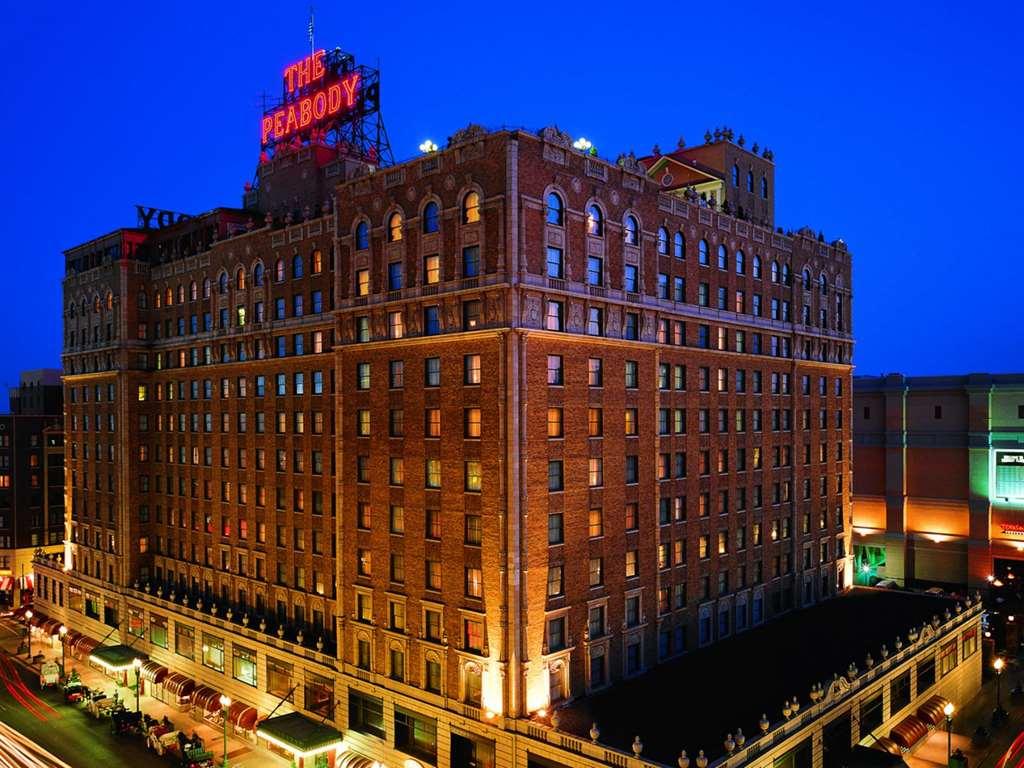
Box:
[2,2,1020,409]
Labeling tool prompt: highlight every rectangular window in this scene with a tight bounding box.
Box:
[349,691,385,739]
[394,706,438,765]
[232,645,257,687]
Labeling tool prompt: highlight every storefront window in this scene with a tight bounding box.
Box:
[348,690,384,738]
[84,591,100,619]
[233,645,257,687]
[128,608,144,637]
[150,614,168,648]
[939,639,958,676]
[267,657,293,700]
[395,705,438,765]
[202,633,224,673]
[68,586,83,613]
[175,623,195,660]
[304,670,333,719]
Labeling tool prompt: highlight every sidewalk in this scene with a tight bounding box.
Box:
[907,658,1024,768]
[0,619,287,768]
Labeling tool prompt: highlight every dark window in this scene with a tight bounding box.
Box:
[349,691,385,739]
[934,405,943,419]
[860,693,884,739]
[890,669,911,713]
[822,713,852,768]
[917,655,936,691]
[395,706,438,765]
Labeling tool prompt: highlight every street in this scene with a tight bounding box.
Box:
[0,620,164,768]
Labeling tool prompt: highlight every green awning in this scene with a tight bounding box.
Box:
[88,644,148,671]
[257,712,344,757]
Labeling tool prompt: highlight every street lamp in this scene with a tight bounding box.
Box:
[995,657,1007,721]
[943,702,955,762]
[58,625,67,678]
[132,657,142,719]
[24,610,32,660]
[219,694,231,768]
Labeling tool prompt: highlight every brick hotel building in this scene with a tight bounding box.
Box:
[33,120,854,768]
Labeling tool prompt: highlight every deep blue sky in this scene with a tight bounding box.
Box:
[2,1,1020,407]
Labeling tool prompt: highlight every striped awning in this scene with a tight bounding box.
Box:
[139,661,169,684]
[916,694,951,726]
[190,685,223,714]
[72,634,98,655]
[872,737,903,756]
[40,619,62,636]
[162,672,195,699]
[227,701,259,731]
[890,714,928,749]
[61,629,80,645]
[337,753,376,768]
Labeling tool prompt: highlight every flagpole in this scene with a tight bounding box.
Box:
[308,6,315,57]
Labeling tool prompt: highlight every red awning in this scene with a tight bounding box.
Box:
[28,613,45,627]
[228,701,259,731]
[41,619,62,636]
[162,673,195,699]
[916,694,951,726]
[139,661,169,684]
[873,737,903,756]
[890,715,928,749]
[191,685,223,714]
[72,635,98,655]
[61,629,81,645]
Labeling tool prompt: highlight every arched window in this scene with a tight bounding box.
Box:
[546,192,564,225]
[819,273,828,295]
[202,279,211,299]
[165,288,173,306]
[105,292,114,310]
[422,201,439,234]
[586,204,603,236]
[747,170,754,193]
[770,261,779,283]
[176,285,184,304]
[253,263,264,287]
[218,271,229,294]
[752,255,762,279]
[761,175,769,199]
[462,191,480,224]
[236,268,246,290]
[311,250,323,274]
[802,269,811,288]
[731,164,739,186]
[624,215,639,246]
[189,281,197,301]
[657,227,669,255]
[736,249,745,275]
[93,296,101,313]
[80,299,87,315]
[673,232,685,259]
[698,239,709,265]
[355,220,369,250]
[275,258,285,282]
[782,264,791,286]
[717,244,728,270]
[137,293,147,310]
[387,212,403,242]
[292,254,303,279]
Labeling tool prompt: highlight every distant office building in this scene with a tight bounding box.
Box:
[0,369,63,604]
[853,373,1024,588]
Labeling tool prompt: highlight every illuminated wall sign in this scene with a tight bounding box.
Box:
[135,205,192,229]
[261,49,361,148]
[1001,522,1024,535]
[996,450,1024,500]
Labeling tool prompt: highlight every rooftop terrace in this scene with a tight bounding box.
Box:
[557,588,961,767]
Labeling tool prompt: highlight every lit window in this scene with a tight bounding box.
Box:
[462,191,481,224]
[586,204,603,236]
[624,215,639,246]
[387,212,403,242]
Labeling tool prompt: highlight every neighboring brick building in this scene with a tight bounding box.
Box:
[35,118,854,768]
[0,369,63,605]
[853,373,1024,589]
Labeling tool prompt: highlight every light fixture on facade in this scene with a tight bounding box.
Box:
[418,140,438,154]
[573,137,593,153]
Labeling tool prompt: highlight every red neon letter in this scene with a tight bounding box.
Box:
[312,91,327,120]
[297,56,311,89]
[261,116,274,144]
[312,50,326,81]
[274,109,286,139]
[283,64,296,94]
[341,73,360,106]
[327,83,342,115]
[299,97,313,128]
[285,104,299,134]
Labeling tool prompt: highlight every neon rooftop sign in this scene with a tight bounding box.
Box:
[261,49,361,147]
